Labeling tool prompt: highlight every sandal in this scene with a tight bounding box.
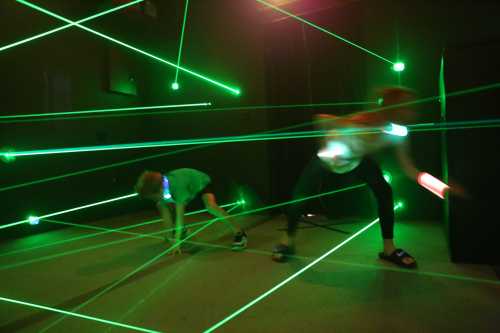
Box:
[379,249,417,269]
[272,243,295,262]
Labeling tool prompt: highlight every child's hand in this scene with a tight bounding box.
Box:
[447,180,469,199]
[170,244,182,255]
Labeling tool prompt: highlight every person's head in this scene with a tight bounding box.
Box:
[135,170,163,202]
[377,86,418,124]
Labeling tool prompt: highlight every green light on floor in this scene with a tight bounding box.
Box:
[28,216,40,225]
[0,296,161,333]
[392,62,405,72]
[203,202,403,332]
[171,82,180,90]
[382,171,392,184]
[17,0,241,96]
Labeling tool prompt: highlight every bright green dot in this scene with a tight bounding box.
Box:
[171,82,180,90]
[377,97,384,106]
[382,171,392,184]
[1,148,16,163]
[28,216,40,225]
[395,200,405,210]
[392,62,405,72]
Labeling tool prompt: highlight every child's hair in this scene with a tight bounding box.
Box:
[377,86,418,124]
[378,86,417,107]
[135,171,162,199]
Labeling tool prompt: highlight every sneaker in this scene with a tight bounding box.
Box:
[272,243,295,262]
[231,231,248,251]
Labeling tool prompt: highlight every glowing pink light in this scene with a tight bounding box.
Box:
[417,172,449,199]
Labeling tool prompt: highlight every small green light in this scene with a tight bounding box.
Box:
[171,82,180,90]
[382,171,392,184]
[28,216,40,225]
[392,62,405,72]
[377,97,384,106]
[395,200,405,210]
[0,148,16,163]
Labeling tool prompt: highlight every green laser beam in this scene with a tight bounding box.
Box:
[203,202,402,333]
[180,238,500,286]
[0,203,240,270]
[0,0,144,52]
[0,100,374,193]
[0,102,211,120]
[2,80,496,193]
[0,226,167,270]
[0,146,203,192]
[256,0,393,65]
[0,131,332,157]
[0,201,236,258]
[0,184,364,270]
[0,101,374,124]
[0,193,137,231]
[173,0,190,86]
[40,201,238,240]
[16,0,241,95]
[5,116,500,159]
[105,257,196,333]
[39,204,241,332]
[0,296,162,333]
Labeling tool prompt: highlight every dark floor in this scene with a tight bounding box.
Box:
[0,210,499,333]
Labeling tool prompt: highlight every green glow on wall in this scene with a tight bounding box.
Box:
[255,0,394,65]
[16,0,241,95]
[0,0,144,52]
[0,296,161,333]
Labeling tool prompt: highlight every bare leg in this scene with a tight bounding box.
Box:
[202,193,242,233]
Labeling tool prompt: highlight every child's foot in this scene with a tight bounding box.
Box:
[231,231,248,251]
[272,243,295,262]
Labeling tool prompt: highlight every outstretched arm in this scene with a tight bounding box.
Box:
[157,201,174,229]
[395,141,420,181]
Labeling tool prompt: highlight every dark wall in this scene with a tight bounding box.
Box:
[264,1,372,216]
[0,0,270,237]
